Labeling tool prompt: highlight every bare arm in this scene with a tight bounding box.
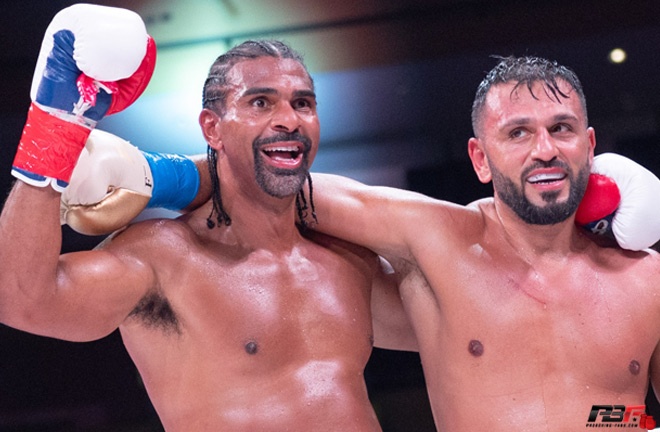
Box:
[371,257,418,351]
[0,181,154,342]
[310,172,450,260]
[181,153,213,212]
[651,341,660,405]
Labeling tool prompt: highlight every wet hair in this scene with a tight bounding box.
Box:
[202,40,317,229]
[471,55,587,137]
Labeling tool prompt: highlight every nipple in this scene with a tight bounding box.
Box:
[245,341,258,355]
[628,359,641,376]
[468,339,484,357]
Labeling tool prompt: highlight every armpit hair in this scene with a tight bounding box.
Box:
[129,292,181,334]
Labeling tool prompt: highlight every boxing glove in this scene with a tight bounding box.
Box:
[640,413,656,430]
[61,130,200,235]
[12,3,156,192]
[576,153,660,251]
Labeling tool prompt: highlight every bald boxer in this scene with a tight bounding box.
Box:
[0,25,415,432]
[65,55,660,431]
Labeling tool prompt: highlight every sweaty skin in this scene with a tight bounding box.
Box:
[309,80,660,431]
[0,55,414,431]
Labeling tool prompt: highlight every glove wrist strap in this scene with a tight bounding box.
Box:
[143,151,200,210]
[12,102,91,190]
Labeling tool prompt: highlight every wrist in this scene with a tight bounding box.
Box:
[12,102,92,191]
[143,151,200,210]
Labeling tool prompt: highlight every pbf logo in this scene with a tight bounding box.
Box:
[586,405,656,429]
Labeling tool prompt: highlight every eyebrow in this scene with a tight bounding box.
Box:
[293,89,316,99]
[241,87,316,99]
[242,87,277,97]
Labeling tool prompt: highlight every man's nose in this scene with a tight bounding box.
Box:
[530,128,559,161]
[271,103,300,132]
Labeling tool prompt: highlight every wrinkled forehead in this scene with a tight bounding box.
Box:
[225,57,313,93]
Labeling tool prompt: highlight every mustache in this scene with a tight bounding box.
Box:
[253,132,312,153]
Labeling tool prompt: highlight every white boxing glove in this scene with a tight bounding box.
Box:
[12,3,156,191]
[62,130,200,235]
[576,153,660,251]
[61,129,153,235]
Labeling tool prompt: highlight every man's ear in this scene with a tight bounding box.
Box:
[199,108,223,151]
[468,137,492,184]
[587,126,596,163]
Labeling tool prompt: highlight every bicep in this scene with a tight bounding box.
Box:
[311,173,433,258]
[23,247,153,342]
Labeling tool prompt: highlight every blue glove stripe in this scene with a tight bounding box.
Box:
[36,30,111,121]
[11,167,47,183]
[143,151,200,210]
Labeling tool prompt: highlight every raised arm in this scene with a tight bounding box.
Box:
[0,183,155,341]
[0,4,156,342]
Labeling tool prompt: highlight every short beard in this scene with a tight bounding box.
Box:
[253,132,312,198]
[491,159,590,225]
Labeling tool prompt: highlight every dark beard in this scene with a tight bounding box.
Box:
[491,159,590,225]
[252,132,312,198]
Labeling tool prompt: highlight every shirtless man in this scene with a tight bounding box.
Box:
[309,56,660,430]
[0,7,413,430]
[76,55,660,430]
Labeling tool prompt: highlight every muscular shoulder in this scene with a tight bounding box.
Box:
[97,217,205,292]
[404,196,491,255]
[609,244,660,275]
[583,240,660,296]
[99,217,198,254]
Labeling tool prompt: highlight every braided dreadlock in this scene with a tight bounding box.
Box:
[202,40,317,229]
[205,145,231,228]
[295,172,318,229]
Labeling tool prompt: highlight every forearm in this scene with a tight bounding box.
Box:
[181,154,212,212]
[310,173,416,258]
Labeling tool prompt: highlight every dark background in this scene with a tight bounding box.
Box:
[1,1,660,431]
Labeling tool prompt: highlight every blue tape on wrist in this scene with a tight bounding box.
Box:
[142,151,200,210]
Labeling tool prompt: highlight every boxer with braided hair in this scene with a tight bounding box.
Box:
[203,40,317,229]
[1,32,414,431]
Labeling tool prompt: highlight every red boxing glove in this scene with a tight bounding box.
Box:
[575,153,660,251]
[575,173,621,235]
[11,4,156,192]
[106,36,157,116]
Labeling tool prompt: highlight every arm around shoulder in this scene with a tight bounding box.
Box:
[310,173,443,259]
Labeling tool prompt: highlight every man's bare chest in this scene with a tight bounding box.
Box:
[417,254,659,390]
[138,247,375,358]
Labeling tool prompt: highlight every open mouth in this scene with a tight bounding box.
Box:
[527,172,566,185]
[261,143,304,166]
